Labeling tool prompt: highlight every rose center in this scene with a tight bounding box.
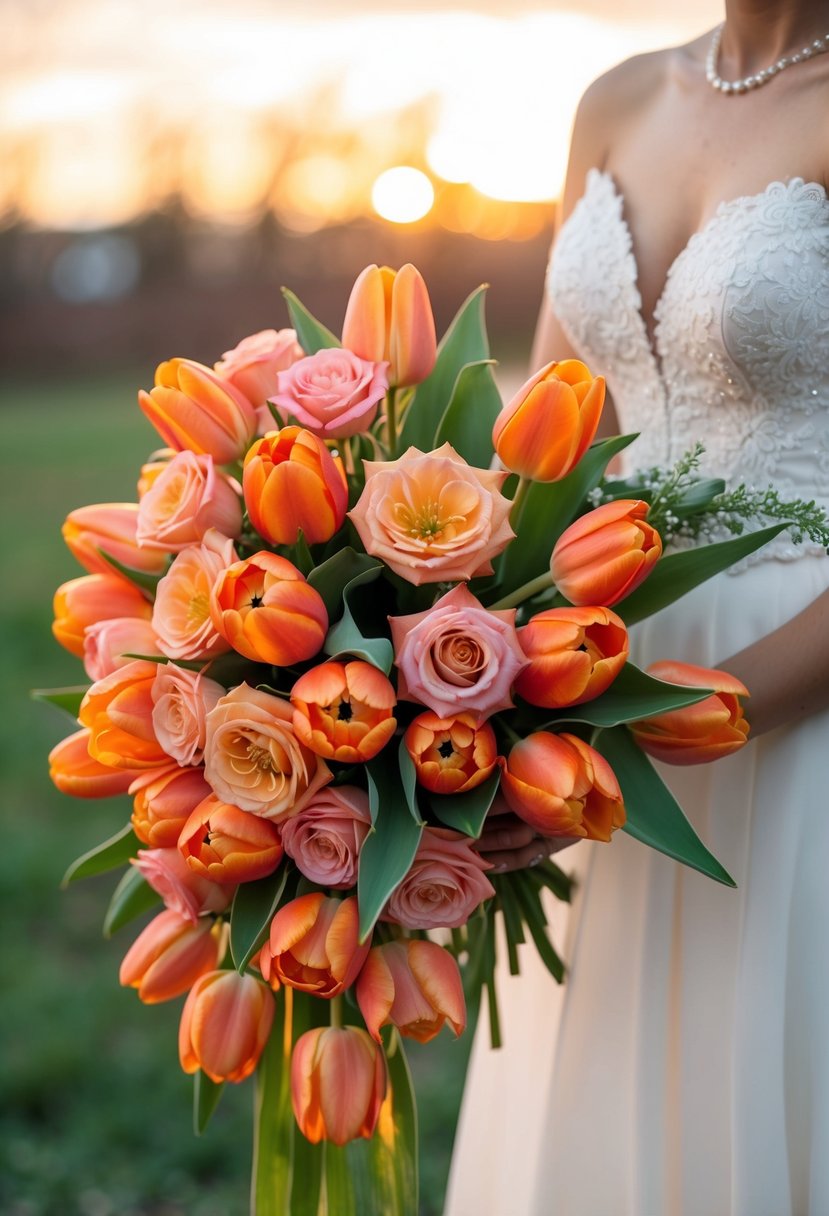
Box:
[247,742,275,772]
[393,499,465,542]
[187,591,210,625]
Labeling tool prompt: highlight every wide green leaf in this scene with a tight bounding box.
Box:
[617,523,788,626]
[429,770,501,838]
[103,866,161,937]
[230,867,291,974]
[530,662,712,730]
[595,725,735,886]
[399,285,489,452]
[193,1071,224,1136]
[281,287,340,354]
[97,550,164,596]
[31,685,88,720]
[307,548,380,621]
[62,824,139,887]
[324,565,394,674]
[433,359,501,468]
[360,746,424,941]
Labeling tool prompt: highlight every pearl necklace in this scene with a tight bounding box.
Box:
[706,22,829,93]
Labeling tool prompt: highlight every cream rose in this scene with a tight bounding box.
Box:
[136,451,242,552]
[280,785,371,888]
[151,664,225,766]
[384,827,495,930]
[152,530,235,661]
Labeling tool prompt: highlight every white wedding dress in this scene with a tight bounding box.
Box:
[445,171,829,1216]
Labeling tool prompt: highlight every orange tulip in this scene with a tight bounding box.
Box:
[341,262,437,388]
[211,552,328,667]
[290,660,396,763]
[139,358,258,464]
[119,909,222,1004]
[403,710,497,795]
[291,1025,386,1146]
[52,573,152,658]
[62,504,169,579]
[631,660,750,765]
[260,894,369,998]
[130,764,213,848]
[178,795,284,883]
[243,426,348,547]
[356,939,466,1044]
[493,359,606,483]
[178,969,274,1083]
[48,728,141,798]
[500,731,625,841]
[516,606,629,709]
[551,499,661,607]
[79,659,169,770]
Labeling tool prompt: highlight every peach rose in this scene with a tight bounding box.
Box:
[384,827,495,930]
[350,443,514,585]
[204,684,331,821]
[83,617,160,682]
[136,451,242,553]
[279,785,371,889]
[270,348,388,440]
[152,530,235,661]
[133,847,232,924]
[215,328,304,432]
[151,664,225,766]
[137,449,175,498]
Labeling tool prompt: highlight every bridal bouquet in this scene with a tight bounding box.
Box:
[41,264,799,1215]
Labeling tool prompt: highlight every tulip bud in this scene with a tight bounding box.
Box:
[356,940,466,1044]
[119,909,222,1003]
[53,573,152,658]
[48,728,141,798]
[404,711,497,795]
[179,970,274,1083]
[291,660,397,763]
[500,731,625,842]
[62,504,169,580]
[139,358,258,464]
[211,551,327,667]
[631,660,750,764]
[243,426,348,547]
[291,1025,386,1145]
[178,795,284,883]
[342,263,437,387]
[492,359,606,482]
[551,499,661,607]
[260,894,369,998]
[516,606,629,709]
[79,659,169,770]
[130,764,213,848]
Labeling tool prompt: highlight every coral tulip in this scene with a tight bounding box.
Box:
[404,711,498,795]
[63,504,169,579]
[79,659,169,770]
[551,499,662,606]
[211,551,328,667]
[179,970,274,1083]
[500,731,626,842]
[130,764,213,848]
[178,795,284,883]
[243,426,348,547]
[356,940,466,1044]
[48,728,141,798]
[492,359,606,482]
[516,606,629,709]
[260,894,368,997]
[52,573,152,658]
[139,358,258,464]
[342,263,437,387]
[290,660,396,763]
[119,909,222,1004]
[631,660,750,764]
[291,1025,386,1146]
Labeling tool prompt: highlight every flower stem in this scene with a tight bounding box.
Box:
[509,476,530,529]
[489,570,555,611]
[330,994,343,1029]
[386,388,398,459]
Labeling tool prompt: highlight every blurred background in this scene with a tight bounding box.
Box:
[1,1,718,1212]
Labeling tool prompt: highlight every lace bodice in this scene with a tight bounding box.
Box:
[547,169,829,563]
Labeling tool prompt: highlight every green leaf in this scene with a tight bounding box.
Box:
[492,875,525,977]
[324,565,394,674]
[31,686,88,720]
[617,523,788,626]
[97,549,164,595]
[289,1125,325,1216]
[531,662,713,730]
[193,1071,224,1136]
[674,477,727,516]
[399,285,489,452]
[433,359,501,468]
[360,747,425,941]
[595,725,736,886]
[429,770,501,838]
[281,287,340,354]
[510,873,565,983]
[103,866,161,937]
[62,825,139,887]
[307,548,381,621]
[496,433,638,596]
[230,867,291,974]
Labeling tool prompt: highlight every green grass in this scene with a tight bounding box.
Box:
[0,375,468,1215]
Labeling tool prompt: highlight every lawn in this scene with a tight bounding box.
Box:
[0,374,470,1216]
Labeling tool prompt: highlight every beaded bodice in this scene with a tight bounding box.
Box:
[547,169,829,562]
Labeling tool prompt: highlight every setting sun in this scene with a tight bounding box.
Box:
[372,167,435,225]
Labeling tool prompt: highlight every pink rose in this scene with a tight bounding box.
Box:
[215,328,304,433]
[133,847,232,925]
[136,451,242,553]
[152,530,235,662]
[280,785,371,888]
[349,443,514,585]
[204,684,331,821]
[270,348,388,440]
[151,664,225,767]
[83,617,161,682]
[390,583,527,722]
[384,827,494,930]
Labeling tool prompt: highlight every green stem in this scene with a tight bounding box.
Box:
[489,570,555,611]
[330,994,343,1029]
[386,387,398,459]
[509,476,530,530]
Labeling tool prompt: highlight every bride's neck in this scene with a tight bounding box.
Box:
[721,0,827,73]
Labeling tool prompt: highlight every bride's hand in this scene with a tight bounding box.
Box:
[477,806,579,873]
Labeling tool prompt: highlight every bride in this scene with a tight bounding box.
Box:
[445,2,829,1214]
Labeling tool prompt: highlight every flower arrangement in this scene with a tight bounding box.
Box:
[40,263,804,1215]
